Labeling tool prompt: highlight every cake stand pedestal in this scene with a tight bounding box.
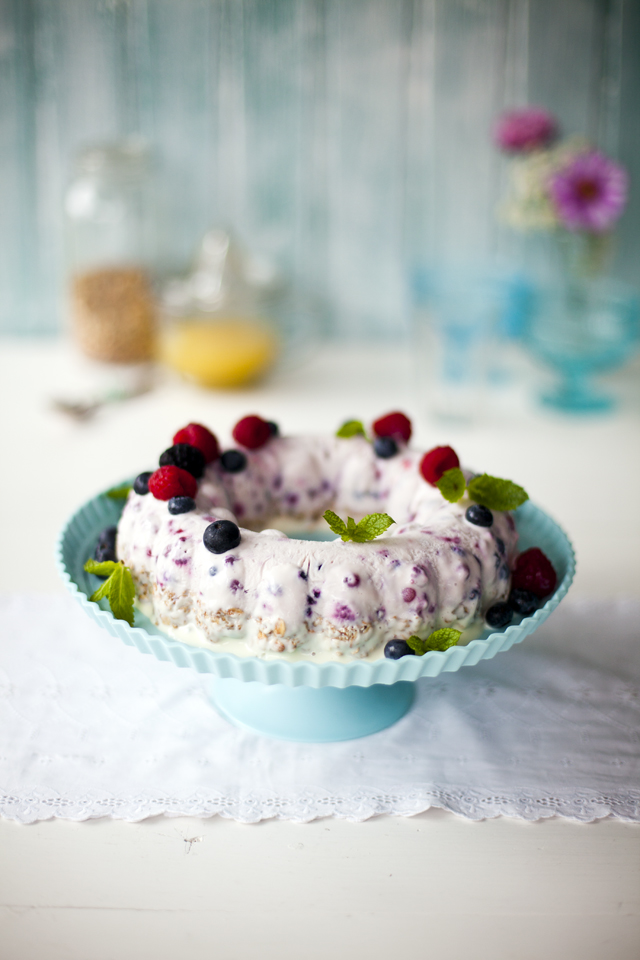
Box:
[210,678,415,742]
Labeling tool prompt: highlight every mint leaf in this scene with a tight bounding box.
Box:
[436,467,466,503]
[323,510,347,537]
[336,420,366,439]
[323,510,395,542]
[407,627,462,655]
[84,558,119,579]
[353,513,395,542]
[106,483,132,499]
[467,473,529,511]
[423,627,462,651]
[84,558,135,626]
[406,635,428,655]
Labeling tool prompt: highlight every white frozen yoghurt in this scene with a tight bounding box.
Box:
[117,435,518,659]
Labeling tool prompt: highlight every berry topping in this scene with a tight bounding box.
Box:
[95,526,117,564]
[203,519,241,554]
[509,588,539,617]
[168,496,196,515]
[148,466,198,501]
[384,639,416,659]
[373,411,412,443]
[485,602,513,628]
[159,443,206,479]
[220,450,248,473]
[420,446,460,486]
[172,423,220,463]
[133,472,152,495]
[373,436,398,459]
[266,420,279,437]
[465,504,493,527]
[232,415,272,450]
[511,547,557,598]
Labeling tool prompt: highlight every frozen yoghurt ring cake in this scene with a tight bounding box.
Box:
[105,413,557,662]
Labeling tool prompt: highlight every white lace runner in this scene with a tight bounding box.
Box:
[0,593,638,823]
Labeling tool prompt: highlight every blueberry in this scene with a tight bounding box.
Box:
[203,520,241,554]
[159,443,205,479]
[133,472,152,495]
[95,526,117,564]
[374,436,398,459]
[384,639,416,659]
[220,450,247,473]
[509,588,539,617]
[168,496,196,515]
[465,504,493,527]
[485,602,513,628]
[266,421,279,437]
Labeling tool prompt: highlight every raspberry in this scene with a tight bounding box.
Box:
[232,415,272,450]
[420,446,460,486]
[172,423,220,463]
[511,548,557,598]
[148,466,197,501]
[372,411,412,443]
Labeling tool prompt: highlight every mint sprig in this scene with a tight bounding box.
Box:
[407,628,461,655]
[336,420,366,439]
[106,483,132,499]
[84,558,136,626]
[323,509,395,542]
[431,462,529,512]
[467,474,528,512]
[436,467,466,503]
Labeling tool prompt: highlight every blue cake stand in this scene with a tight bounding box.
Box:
[56,490,575,742]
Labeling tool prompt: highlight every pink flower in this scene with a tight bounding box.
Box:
[549,152,628,233]
[494,108,558,153]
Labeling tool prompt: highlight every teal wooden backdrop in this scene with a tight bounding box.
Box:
[1,0,638,337]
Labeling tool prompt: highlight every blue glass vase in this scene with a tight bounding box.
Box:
[523,235,640,413]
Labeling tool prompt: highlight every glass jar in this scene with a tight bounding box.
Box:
[159,230,286,389]
[64,139,157,363]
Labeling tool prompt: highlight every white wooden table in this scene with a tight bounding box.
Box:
[1,338,639,960]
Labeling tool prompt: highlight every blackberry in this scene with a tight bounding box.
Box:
[266,421,279,437]
[384,639,416,659]
[168,496,196,515]
[509,588,539,617]
[203,520,241,554]
[465,504,493,527]
[220,450,247,473]
[159,443,205,479]
[374,436,398,459]
[95,526,117,564]
[485,601,513,628]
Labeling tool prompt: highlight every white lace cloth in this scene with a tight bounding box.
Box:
[0,593,638,823]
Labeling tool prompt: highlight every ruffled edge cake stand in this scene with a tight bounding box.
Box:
[56,490,575,742]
